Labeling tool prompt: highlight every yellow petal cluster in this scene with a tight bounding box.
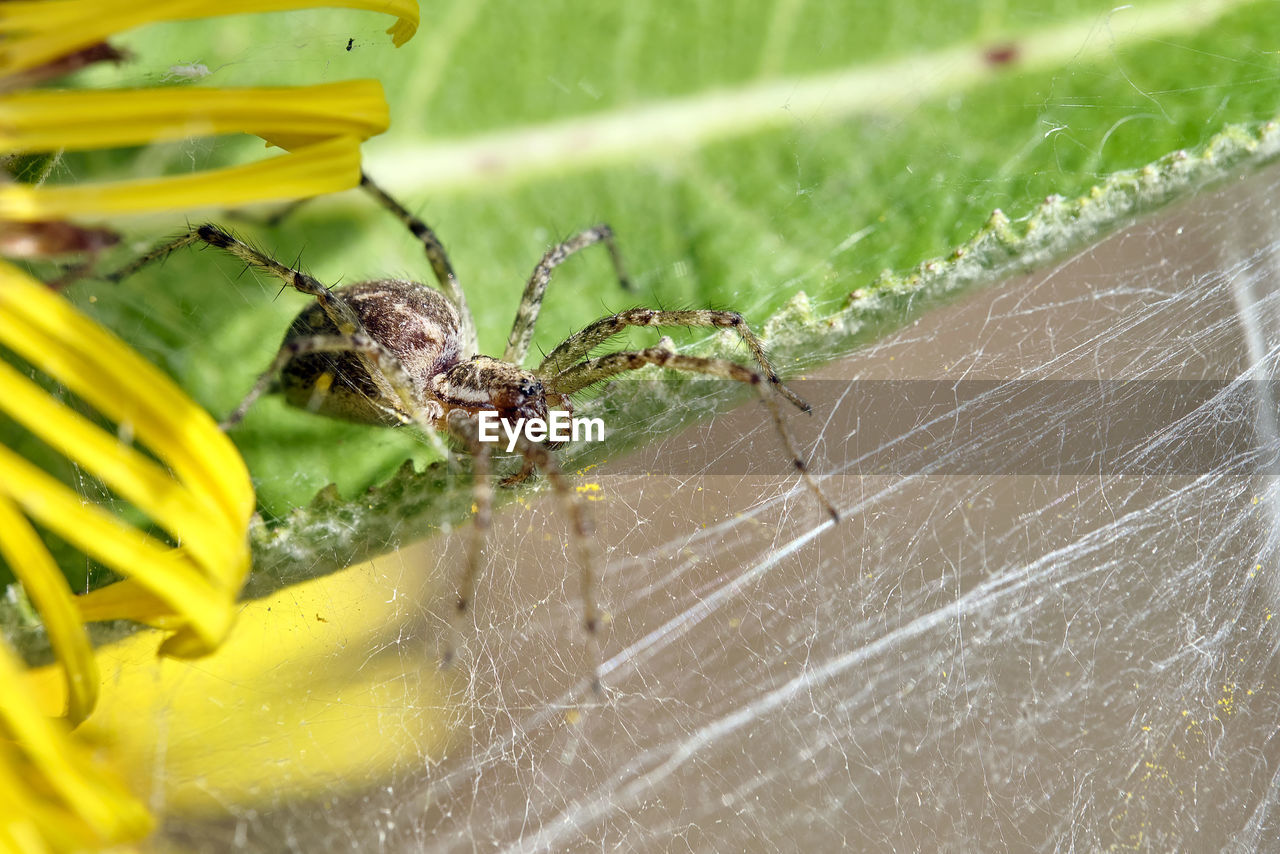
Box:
[1,641,152,852]
[0,1,412,216]
[0,259,253,851]
[24,547,457,818]
[0,1,420,850]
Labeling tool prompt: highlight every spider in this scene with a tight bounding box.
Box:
[107,172,839,688]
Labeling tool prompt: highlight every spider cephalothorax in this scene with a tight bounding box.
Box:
[108,173,838,690]
[430,355,563,426]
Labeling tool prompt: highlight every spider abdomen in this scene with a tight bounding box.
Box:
[278,278,462,425]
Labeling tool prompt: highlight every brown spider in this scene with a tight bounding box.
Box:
[107,172,839,688]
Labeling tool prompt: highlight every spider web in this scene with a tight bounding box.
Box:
[155,144,1280,851]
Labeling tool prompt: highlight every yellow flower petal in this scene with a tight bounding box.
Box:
[2,129,363,219]
[23,549,459,816]
[0,496,96,726]
[186,1,420,46]
[0,0,418,75]
[0,642,152,848]
[0,81,390,153]
[0,79,388,218]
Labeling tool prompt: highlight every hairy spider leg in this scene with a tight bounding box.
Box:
[551,346,840,523]
[538,308,812,413]
[106,224,363,334]
[219,333,431,432]
[438,410,493,671]
[445,409,604,693]
[105,225,446,451]
[359,172,478,359]
[503,225,632,366]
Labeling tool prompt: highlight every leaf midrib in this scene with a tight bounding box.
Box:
[368,0,1252,193]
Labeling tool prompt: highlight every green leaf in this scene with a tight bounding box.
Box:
[33,0,1280,588]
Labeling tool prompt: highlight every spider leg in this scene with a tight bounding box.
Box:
[105,224,366,335]
[224,332,390,427]
[221,331,449,458]
[512,433,603,694]
[444,410,603,694]
[549,345,840,523]
[537,308,811,412]
[499,457,536,488]
[440,410,493,669]
[502,226,631,365]
[358,172,478,358]
[101,228,201,281]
